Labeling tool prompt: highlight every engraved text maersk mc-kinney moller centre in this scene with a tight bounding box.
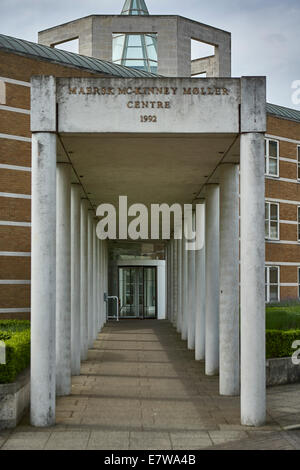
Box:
[68,85,230,123]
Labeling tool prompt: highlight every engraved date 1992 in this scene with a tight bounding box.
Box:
[140,115,157,123]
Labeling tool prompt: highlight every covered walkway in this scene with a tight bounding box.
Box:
[1,320,300,450]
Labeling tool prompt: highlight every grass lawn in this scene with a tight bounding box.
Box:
[266,304,300,330]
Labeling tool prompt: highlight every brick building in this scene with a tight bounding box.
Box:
[1,0,295,427]
[0,1,299,324]
[265,108,300,302]
[0,34,155,320]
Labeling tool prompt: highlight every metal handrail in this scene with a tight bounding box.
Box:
[106,296,119,322]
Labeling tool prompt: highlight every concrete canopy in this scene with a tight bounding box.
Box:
[58,132,240,219]
[30,74,265,241]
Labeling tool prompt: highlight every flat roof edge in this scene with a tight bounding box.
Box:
[38,15,231,36]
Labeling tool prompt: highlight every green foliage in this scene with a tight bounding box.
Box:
[0,332,11,341]
[266,305,300,330]
[266,329,300,359]
[0,320,30,333]
[0,321,30,384]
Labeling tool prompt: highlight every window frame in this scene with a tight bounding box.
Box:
[265,265,280,303]
[265,138,279,177]
[265,201,280,241]
[298,206,300,242]
[297,145,300,181]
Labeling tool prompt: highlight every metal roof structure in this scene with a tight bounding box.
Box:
[0,33,157,78]
[113,0,157,73]
[267,103,300,124]
[121,0,149,15]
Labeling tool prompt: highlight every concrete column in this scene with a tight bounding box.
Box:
[93,219,98,340]
[103,241,107,323]
[96,239,100,332]
[80,199,89,360]
[176,238,182,333]
[187,213,196,350]
[71,184,81,376]
[205,185,220,376]
[103,241,107,322]
[56,163,71,396]
[87,210,94,348]
[172,237,178,327]
[240,133,266,426]
[195,203,206,361]
[164,245,168,319]
[104,241,108,321]
[219,164,240,396]
[31,132,56,426]
[100,240,104,328]
[169,240,173,323]
[167,243,171,320]
[181,225,188,341]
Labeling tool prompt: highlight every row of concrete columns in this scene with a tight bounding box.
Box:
[31,135,108,426]
[166,133,266,427]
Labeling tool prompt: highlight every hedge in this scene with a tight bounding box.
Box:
[0,320,30,333]
[0,322,299,383]
[266,329,300,359]
[0,325,30,384]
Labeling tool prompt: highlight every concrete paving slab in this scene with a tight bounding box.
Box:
[1,431,51,450]
[44,431,90,450]
[0,431,11,449]
[170,431,212,450]
[129,431,172,450]
[87,430,130,450]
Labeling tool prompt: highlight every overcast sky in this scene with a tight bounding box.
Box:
[1,0,299,108]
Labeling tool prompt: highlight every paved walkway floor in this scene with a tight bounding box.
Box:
[1,320,300,450]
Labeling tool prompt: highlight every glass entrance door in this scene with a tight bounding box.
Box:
[119,266,157,319]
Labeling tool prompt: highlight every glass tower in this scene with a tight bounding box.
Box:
[112,0,158,73]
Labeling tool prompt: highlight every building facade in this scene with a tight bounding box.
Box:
[0,0,299,429]
[265,110,300,302]
[0,1,299,320]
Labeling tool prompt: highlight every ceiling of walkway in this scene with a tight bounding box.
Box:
[57,133,240,214]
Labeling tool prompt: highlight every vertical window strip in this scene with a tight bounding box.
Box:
[265,201,279,240]
[265,266,280,303]
[265,138,279,177]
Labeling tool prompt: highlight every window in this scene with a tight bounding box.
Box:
[298,146,300,180]
[298,207,300,242]
[265,266,280,303]
[112,33,158,73]
[265,139,279,177]
[265,202,279,240]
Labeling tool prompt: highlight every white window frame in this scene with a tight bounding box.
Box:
[265,138,279,177]
[265,201,280,241]
[265,266,280,303]
[298,206,300,242]
[298,146,300,181]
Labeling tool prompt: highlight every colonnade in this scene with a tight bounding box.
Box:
[166,134,266,427]
[31,137,108,426]
[31,130,265,428]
